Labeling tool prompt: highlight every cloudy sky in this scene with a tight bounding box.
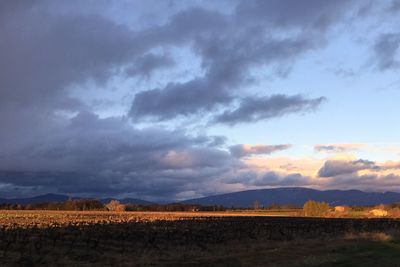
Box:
[1,0,400,201]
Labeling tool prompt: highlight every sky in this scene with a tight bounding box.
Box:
[1,0,400,201]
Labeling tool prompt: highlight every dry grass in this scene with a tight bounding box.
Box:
[1,210,400,266]
[0,210,300,228]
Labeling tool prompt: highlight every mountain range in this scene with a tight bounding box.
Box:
[0,193,153,205]
[2,188,400,207]
[182,187,400,208]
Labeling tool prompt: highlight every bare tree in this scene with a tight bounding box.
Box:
[106,200,126,212]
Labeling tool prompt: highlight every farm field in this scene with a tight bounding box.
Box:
[0,210,300,227]
[1,211,400,266]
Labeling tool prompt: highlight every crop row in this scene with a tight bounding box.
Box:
[0,213,400,265]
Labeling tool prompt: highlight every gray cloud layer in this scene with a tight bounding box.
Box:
[229,144,291,158]
[0,110,240,200]
[374,33,400,71]
[318,159,379,177]
[128,0,353,123]
[214,95,325,125]
[314,144,360,153]
[1,0,394,200]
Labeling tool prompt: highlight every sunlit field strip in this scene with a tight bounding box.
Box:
[0,210,300,228]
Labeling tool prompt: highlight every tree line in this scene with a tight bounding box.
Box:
[2,198,400,216]
[0,199,226,212]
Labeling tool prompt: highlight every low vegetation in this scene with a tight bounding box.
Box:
[0,211,400,266]
[2,199,400,219]
[1,197,400,265]
[303,200,330,217]
[0,199,225,212]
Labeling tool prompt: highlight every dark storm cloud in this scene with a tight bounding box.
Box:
[20,112,231,174]
[0,2,205,199]
[225,171,312,187]
[0,11,140,109]
[130,79,232,120]
[229,144,291,158]
[130,31,319,121]
[0,0,370,200]
[1,0,334,124]
[318,159,379,178]
[373,33,400,71]
[0,2,245,199]
[214,95,326,125]
[235,0,352,31]
[128,0,355,122]
[0,111,239,200]
[0,3,224,112]
[125,53,175,78]
[0,171,86,188]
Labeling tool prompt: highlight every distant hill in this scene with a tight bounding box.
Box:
[181,187,400,208]
[4,188,400,208]
[0,194,69,205]
[0,194,153,205]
